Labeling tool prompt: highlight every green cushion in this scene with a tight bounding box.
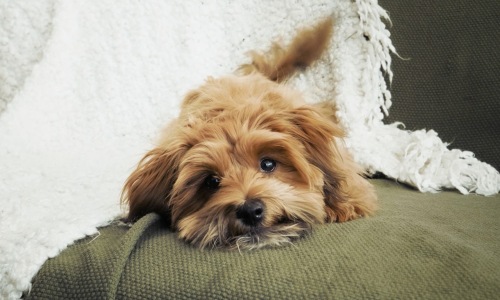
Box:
[27,180,500,299]
[379,0,500,171]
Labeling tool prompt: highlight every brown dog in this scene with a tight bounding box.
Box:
[122,18,377,250]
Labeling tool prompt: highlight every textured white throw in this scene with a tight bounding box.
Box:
[1,1,498,299]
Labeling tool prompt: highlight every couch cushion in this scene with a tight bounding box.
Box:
[379,0,500,171]
[27,180,500,299]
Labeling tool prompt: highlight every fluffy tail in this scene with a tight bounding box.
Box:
[238,18,333,82]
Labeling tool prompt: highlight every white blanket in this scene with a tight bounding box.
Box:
[1,1,498,299]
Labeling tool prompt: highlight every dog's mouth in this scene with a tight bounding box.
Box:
[227,218,312,251]
[178,205,315,250]
[224,200,312,249]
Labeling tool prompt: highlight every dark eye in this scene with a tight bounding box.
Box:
[204,175,221,190]
[260,158,277,173]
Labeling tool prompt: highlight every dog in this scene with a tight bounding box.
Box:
[122,18,377,250]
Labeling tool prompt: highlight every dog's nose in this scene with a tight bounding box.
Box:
[236,199,264,226]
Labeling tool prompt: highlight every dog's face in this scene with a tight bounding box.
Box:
[123,75,376,250]
[172,106,328,250]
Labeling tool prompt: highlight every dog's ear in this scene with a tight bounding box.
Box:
[286,106,377,222]
[122,142,189,223]
[320,153,377,223]
[284,105,344,171]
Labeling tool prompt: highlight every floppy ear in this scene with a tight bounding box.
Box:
[287,106,377,222]
[122,142,189,223]
[321,154,378,223]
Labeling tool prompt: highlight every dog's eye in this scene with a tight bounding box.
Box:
[260,158,277,173]
[204,175,221,189]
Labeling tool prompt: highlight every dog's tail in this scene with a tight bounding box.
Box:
[238,18,333,82]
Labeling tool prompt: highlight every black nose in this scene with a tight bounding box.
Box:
[236,199,264,226]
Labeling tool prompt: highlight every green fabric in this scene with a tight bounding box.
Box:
[27,180,500,299]
[379,0,500,171]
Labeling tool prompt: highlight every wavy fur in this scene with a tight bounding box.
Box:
[122,18,377,250]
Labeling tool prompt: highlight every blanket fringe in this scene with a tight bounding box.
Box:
[401,129,500,196]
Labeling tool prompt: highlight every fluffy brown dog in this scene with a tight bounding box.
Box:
[122,18,377,250]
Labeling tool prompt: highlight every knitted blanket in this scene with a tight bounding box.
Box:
[0,1,498,299]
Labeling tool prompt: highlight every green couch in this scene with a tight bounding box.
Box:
[28,180,500,299]
[381,0,500,171]
[27,1,500,299]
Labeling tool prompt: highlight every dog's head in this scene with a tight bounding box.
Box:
[122,74,373,250]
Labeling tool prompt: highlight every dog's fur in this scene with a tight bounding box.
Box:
[122,18,377,250]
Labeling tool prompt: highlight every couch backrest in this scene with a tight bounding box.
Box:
[380,0,500,171]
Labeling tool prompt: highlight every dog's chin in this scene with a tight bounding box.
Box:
[229,221,312,251]
[177,215,312,251]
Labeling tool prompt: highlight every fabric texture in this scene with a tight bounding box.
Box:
[0,0,56,113]
[380,0,500,173]
[27,180,500,299]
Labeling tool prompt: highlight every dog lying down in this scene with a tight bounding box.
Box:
[122,18,377,250]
